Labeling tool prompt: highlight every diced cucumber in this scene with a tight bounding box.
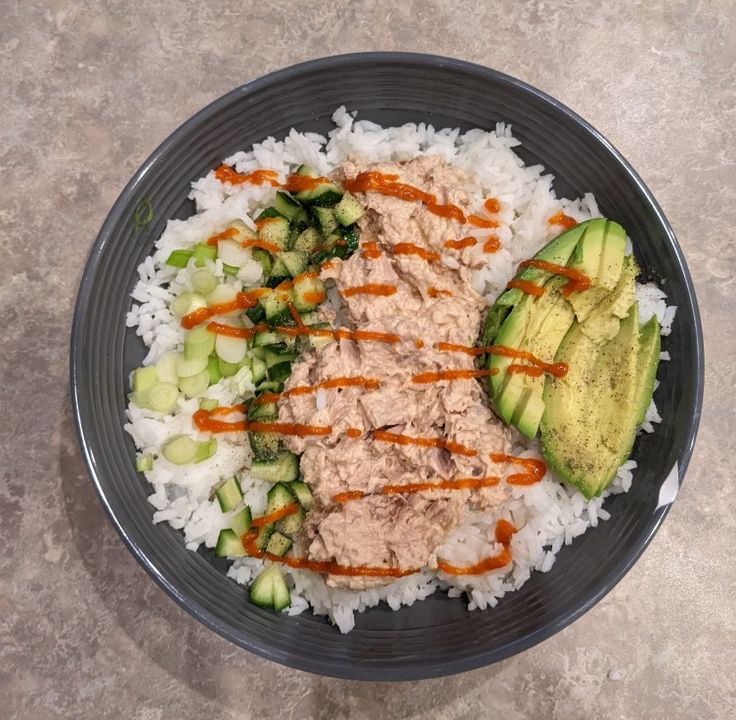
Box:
[251,450,299,483]
[268,255,291,283]
[272,568,291,611]
[294,178,343,207]
[292,227,322,254]
[155,351,178,384]
[215,333,247,364]
[292,274,325,313]
[253,524,275,552]
[246,303,265,323]
[166,249,193,268]
[247,401,279,421]
[136,454,153,472]
[194,438,217,463]
[251,356,267,384]
[248,565,274,606]
[178,369,210,398]
[306,322,334,350]
[162,435,198,465]
[277,504,304,535]
[230,506,252,536]
[191,268,217,295]
[312,207,339,236]
[176,353,208,378]
[273,191,302,221]
[261,344,298,369]
[249,431,280,461]
[266,482,296,515]
[199,397,218,411]
[289,480,314,510]
[251,248,272,278]
[214,476,243,512]
[132,366,158,393]
[258,216,290,250]
[339,225,360,254]
[256,207,284,220]
[171,292,207,318]
[277,251,308,278]
[253,329,283,347]
[193,243,218,267]
[184,325,216,361]
[215,528,246,558]
[333,192,365,226]
[255,379,284,394]
[266,532,292,557]
[268,362,292,383]
[260,290,290,324]
[291,206,310,234]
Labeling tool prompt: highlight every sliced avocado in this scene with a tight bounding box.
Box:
[488,293,535,411]
[580,254,638,345]
[634,315,661,425]
[540,303,640,498]
[566,220,626,322]
[487,221,590,316]
[491,276,575,437]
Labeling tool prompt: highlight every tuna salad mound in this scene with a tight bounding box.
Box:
[125,109,676,632]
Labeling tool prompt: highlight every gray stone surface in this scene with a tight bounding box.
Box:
[1,0,734,718]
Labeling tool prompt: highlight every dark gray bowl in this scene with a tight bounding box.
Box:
[70,53,703,680]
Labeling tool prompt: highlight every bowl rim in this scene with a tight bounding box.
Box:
[70,51,704,680]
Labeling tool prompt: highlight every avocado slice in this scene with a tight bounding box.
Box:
[482,221,590,343]
[566,219,627,322]
[634,315,661,425]
[580,254,638,345]
[491,276,575,437]
[540,303,641,498]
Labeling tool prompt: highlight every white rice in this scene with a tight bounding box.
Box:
[124,108,675,632]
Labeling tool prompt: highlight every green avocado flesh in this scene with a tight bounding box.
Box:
[483,217,662,496]
[541,305,641,498]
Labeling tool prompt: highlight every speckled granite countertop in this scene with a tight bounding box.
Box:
[2,1,733,718]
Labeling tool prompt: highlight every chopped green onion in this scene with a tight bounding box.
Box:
[191,268,217,295]
[184,325,216,361]
[161,435,198,465]
[155,351,178,384]
[166,249,194,268]
[217,357,239,377]
[222,263,239,276]
[199,397,218,411]
[207,356,222,385]
[176,353,208,378]
[146,382,179,413]
[195,438,218,463]
[178,368,210,398]
[136,454,153,472]
[171,292,208,317]
[232,365,254,396]
[207,284,238,308]
[215,333,247,364]
[193,243,217,267]
[131,366,158,393]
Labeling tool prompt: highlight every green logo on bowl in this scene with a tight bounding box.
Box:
[133,197,154,234]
